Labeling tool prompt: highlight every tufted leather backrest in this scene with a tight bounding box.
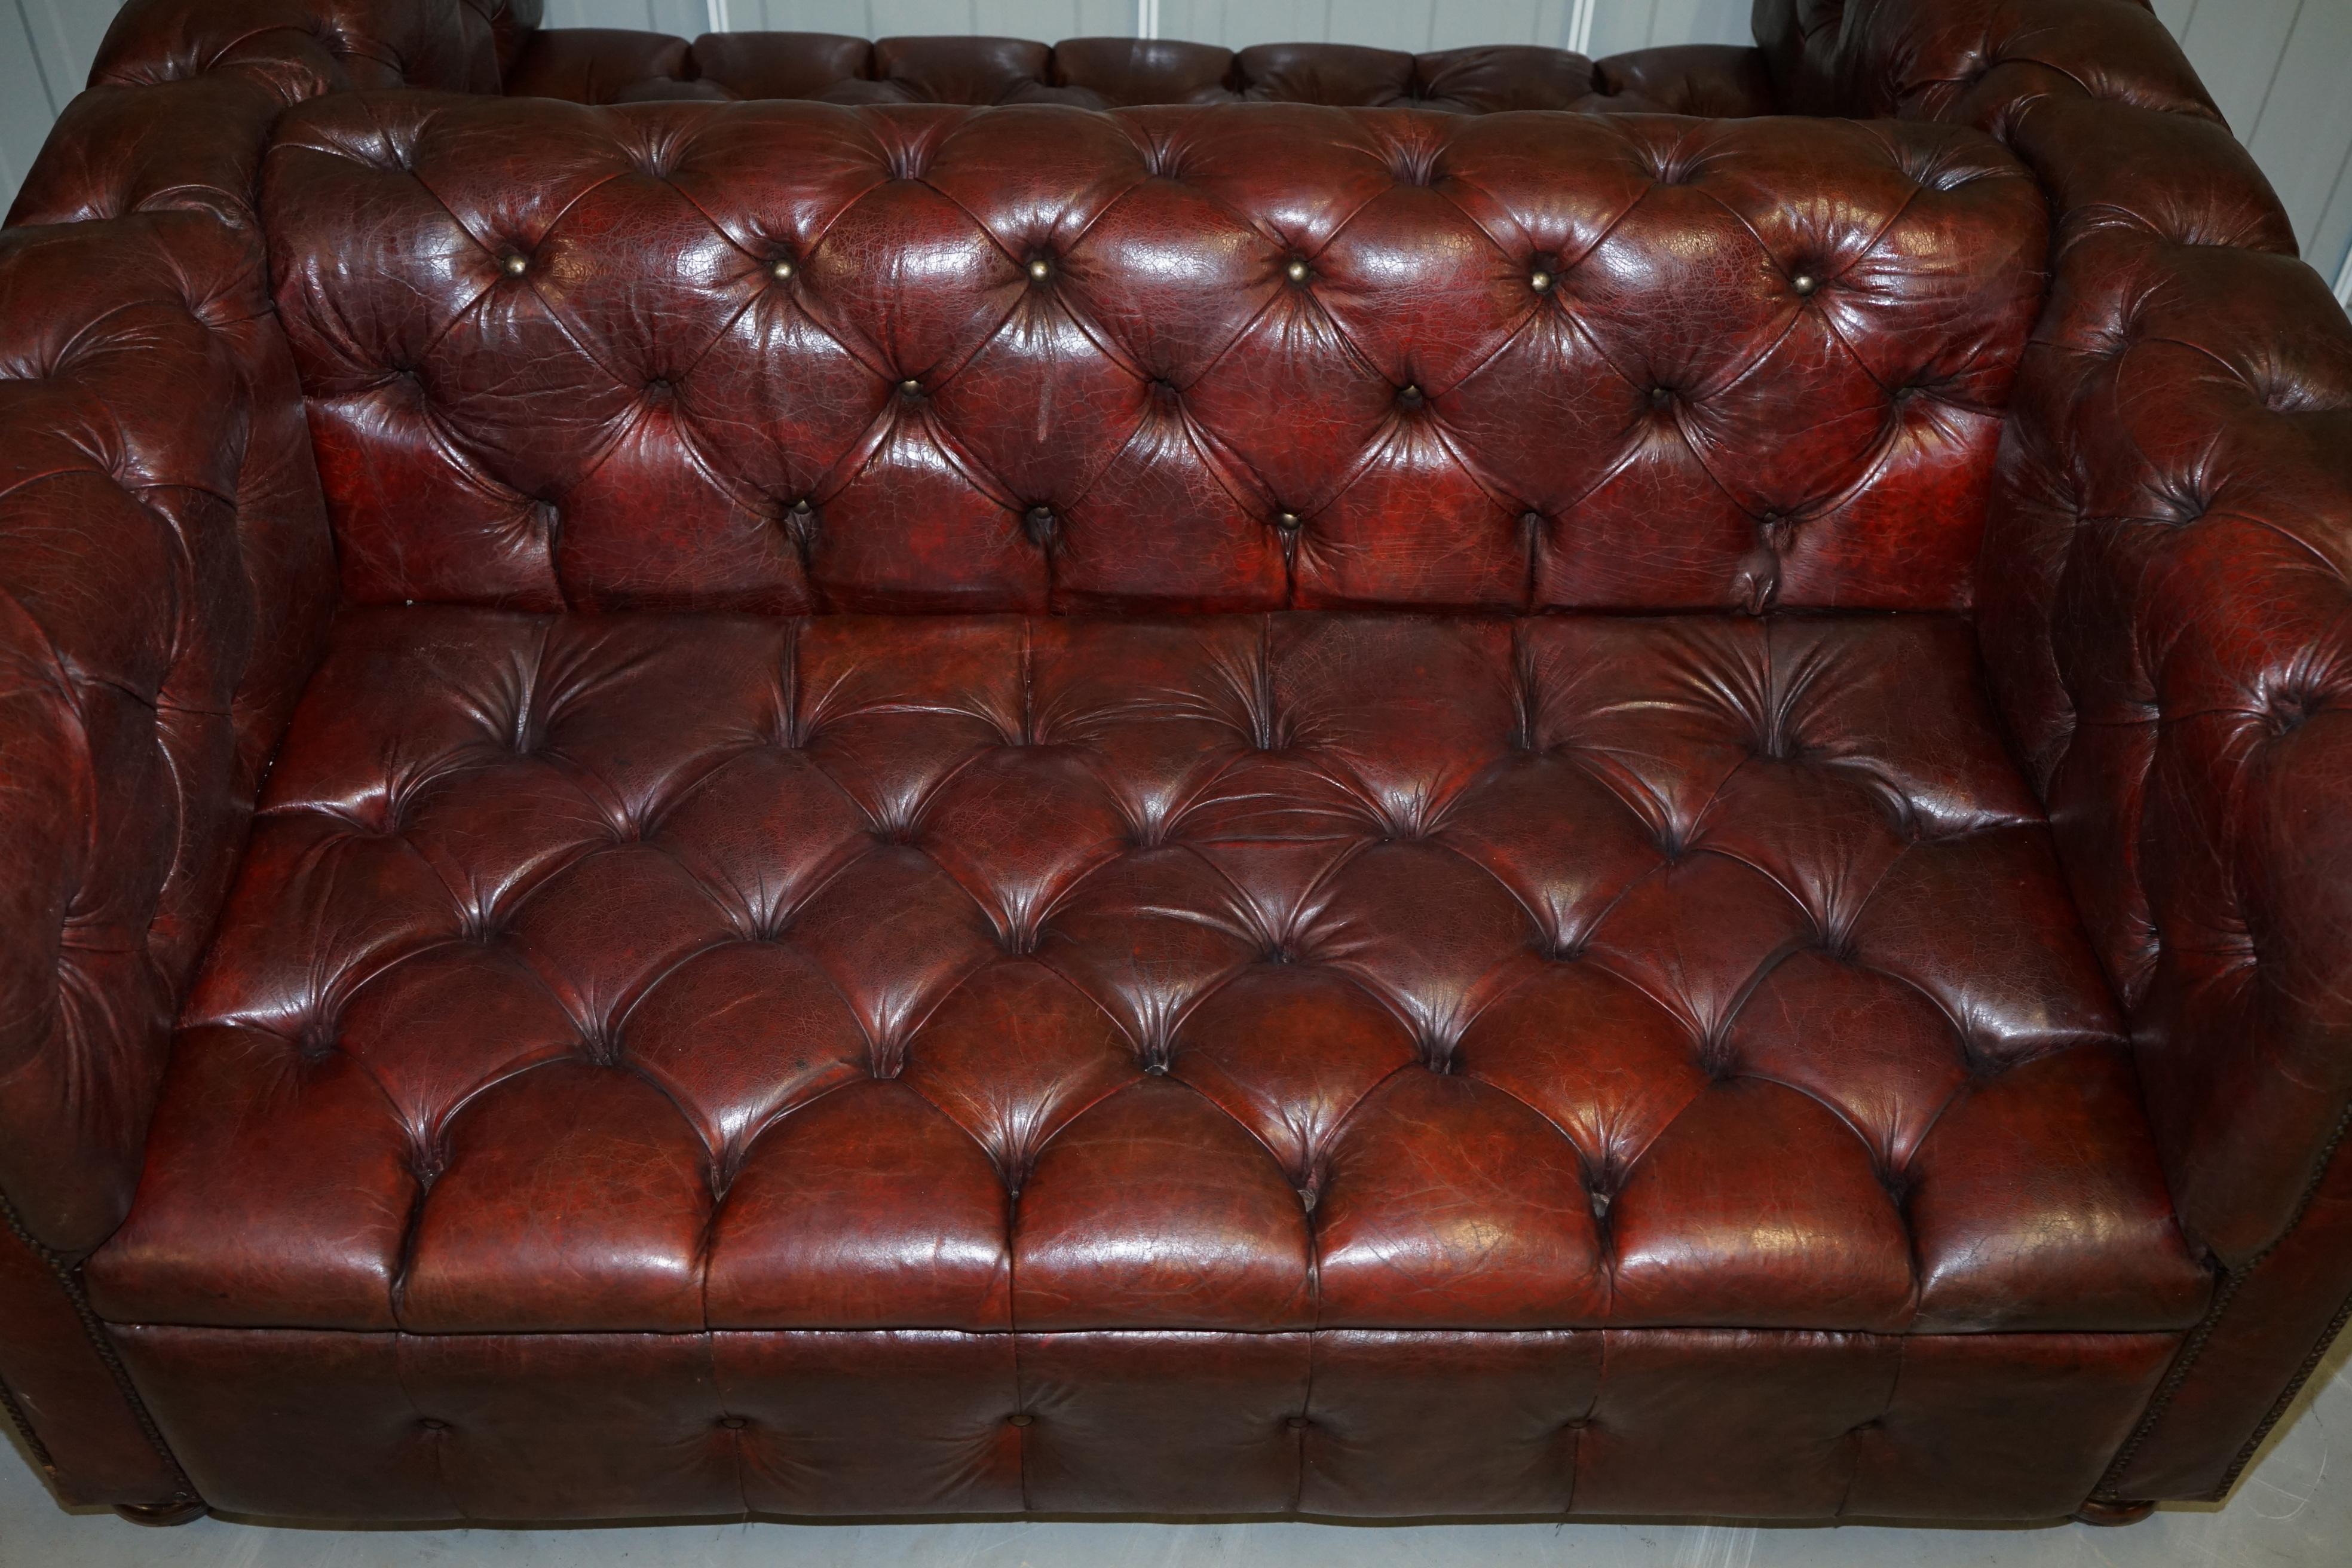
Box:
[503,31,1773,115]
[615,34,1618,112]
[263,95,2044,615]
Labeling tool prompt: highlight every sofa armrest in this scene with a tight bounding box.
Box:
[7,0,522,229]
[1765,0,2352,1505]
[1986,177,2347,1276]
[0,213,335,1505]
[1984,216,2352,1500]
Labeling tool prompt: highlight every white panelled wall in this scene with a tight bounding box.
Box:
[2,0,2349,301]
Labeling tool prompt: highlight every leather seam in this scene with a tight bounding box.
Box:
[0,1190,198,1505]
[2208,1285,2352,1499]
[2094,1096,2352,1500]
[0,1372,57,1477]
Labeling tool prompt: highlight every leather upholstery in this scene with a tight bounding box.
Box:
[7,11,1769,228]
[502,31,1762,115]
[1590,44,1777,118]
[90,607,2205,1337]
[0,214,332,1258]
[5,0,522,228]
[0,1216,183,1509]
[1749,0,2352,1508]
[262,97,2044,615]
[0,210,334,1511]
[1,0,2345,1529]
[114,1325,2176,1521]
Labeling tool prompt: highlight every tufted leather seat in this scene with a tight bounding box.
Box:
[91,607,2207,1339]
[4,0,2350,1534]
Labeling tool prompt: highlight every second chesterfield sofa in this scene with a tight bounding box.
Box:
[2,0,2349,1536]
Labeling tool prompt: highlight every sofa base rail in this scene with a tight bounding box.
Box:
[106,1322,2183,1524]
[0,1199,194,1510]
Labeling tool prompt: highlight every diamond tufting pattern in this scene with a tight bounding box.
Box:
[90,608,2207,1339]
[11,0,2350,1526]
[261,97,2045,617]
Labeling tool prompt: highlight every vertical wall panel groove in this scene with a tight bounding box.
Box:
[2,2,62,203]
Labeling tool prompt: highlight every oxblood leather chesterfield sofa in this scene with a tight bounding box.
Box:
[2,0,2348,1536]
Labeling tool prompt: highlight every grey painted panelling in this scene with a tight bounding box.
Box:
[1155,1,1333,50]
[1590,0,1742,56]
[543,0,706,32]
[18,0,111,97]
[1,0,2348,300]
[2179,0,2303,135]
[735,1,1126,32]
[2247,1,2352,308]
[1,4,60,204]
[1157,0,1567,51]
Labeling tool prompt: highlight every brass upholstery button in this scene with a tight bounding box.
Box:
[1275,510,1301,532]
[499,252,528,276]
[1007,1413,1034,1427]
[770,258,794,280]
[1285,258,1310,283]
[718,1416,748,1430]
[1530,269,1554,293]
[1028,258,1052,281]
[900,379,922,395]
[1791,272,1819,295]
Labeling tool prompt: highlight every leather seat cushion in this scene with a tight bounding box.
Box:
[89,608,2210,1337]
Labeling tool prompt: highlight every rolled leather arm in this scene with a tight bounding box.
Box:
[7,0,521,228]
[0,213,335,1504]
[1982,188,2352,1504]
[1756,0,2352,1505]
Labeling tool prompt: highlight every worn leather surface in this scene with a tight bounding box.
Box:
[1748,0,2352,1506]
[0,1214,183,1509]
[0,211,333,1509]
[504,31,1771,115]
[8,6,1768,231]
[262,96,2044,615]
[0,215,332,1258]
[5,0,525,228]
[3,0,2345,1526]
[88,605,2207,1339]
[113,1324,2177,1521]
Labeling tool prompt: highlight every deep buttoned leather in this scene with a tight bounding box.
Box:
[260,98,2045,617]
[111,1322,2180,1521]
[89,607,2207,1338]
[2,0,2347,1529]
[1748,0,2352,1505]
[509,30,1773,117]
